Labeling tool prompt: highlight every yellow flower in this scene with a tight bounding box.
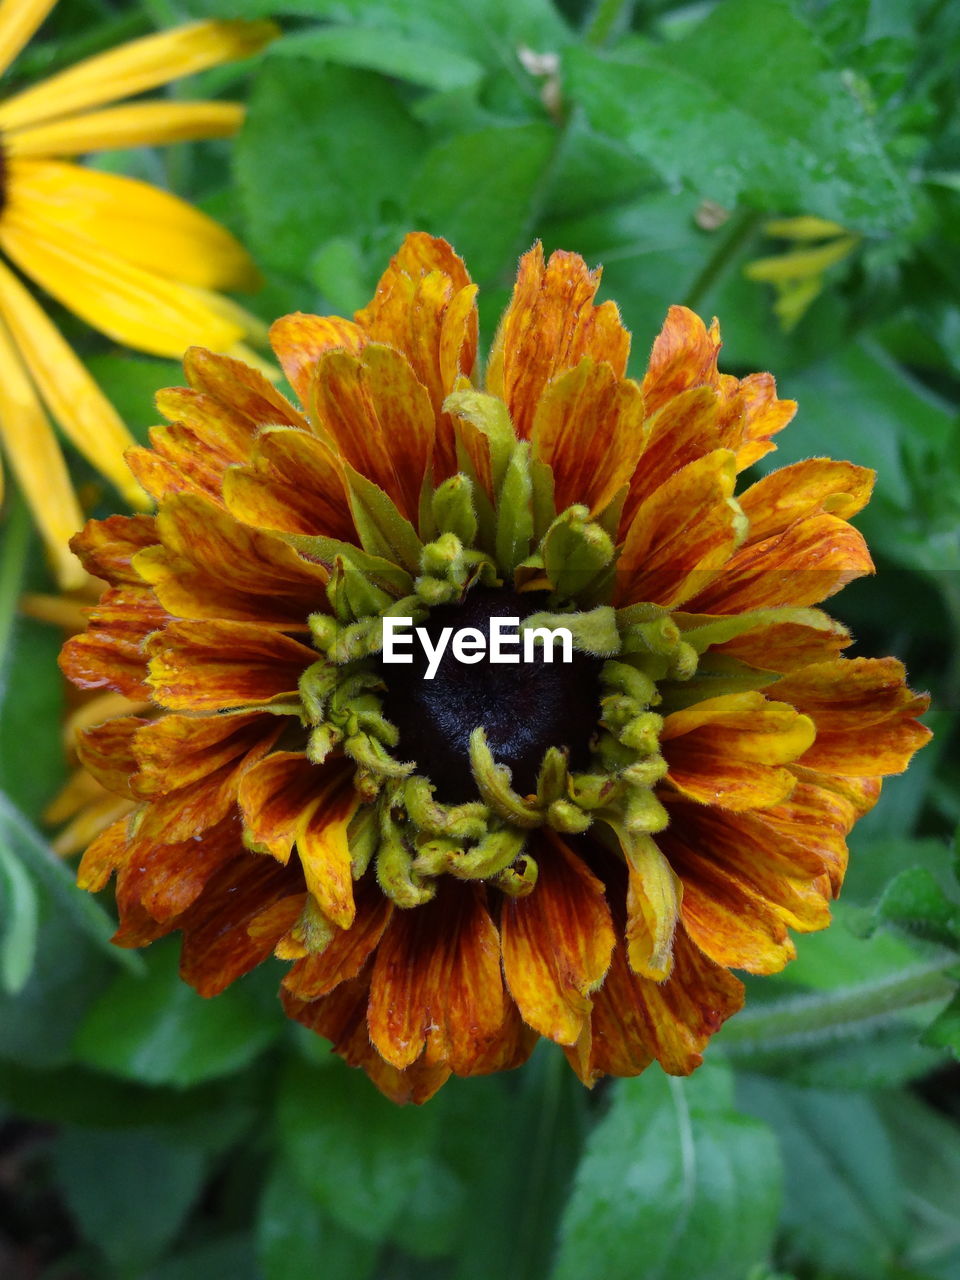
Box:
[0,0,276,587]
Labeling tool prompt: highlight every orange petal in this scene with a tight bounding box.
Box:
[222,426,354,540]
[487,244,630,440]
[530,358,644,515]
[75,715,148,797]
[283,878,393,1000]
[734,371,796,465]
[311,344,434,523]
[131,710,272,797]
[663,829,800,974]
[182,345,305,430]
[76,814,132,892]
[134,492,328,627]
[356,233,477,479]
[268,312,366,406]
[178,852,304,997]
[662,691,815,810]
[500,830,615,1045]
[632,924,744,1075]
[145,619,315,710]
[368,882,510,1073]
[564,938,656,1086]
[683,512,874,613]
[739,460,875,544]
[621,385,738,529]
[282,970,452,1105]
[119,813,245,923]
[238,752,358,927]
[60,586,168,698]
[615,449,744,607]
[770,658,931,776]
[71,514,158,586]
[640,306,722,417]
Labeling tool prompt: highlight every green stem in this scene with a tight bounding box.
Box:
[584,0,634,47]
[683,208,765,313]
[0,490,31,699]
[717,955,957,1055]
[512,1046,567,1280]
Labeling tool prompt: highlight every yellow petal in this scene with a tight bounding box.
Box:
[0,206,243,358]
[0,19,278,131]
[0,311,85,588]
[0,0,57,79]
[6,100,244,157]
[622,832,681,981]
[4,158,260,291]
[0,258,146,507]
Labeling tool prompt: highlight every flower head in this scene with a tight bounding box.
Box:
[0,0,275,586]
[61,234,930,1103]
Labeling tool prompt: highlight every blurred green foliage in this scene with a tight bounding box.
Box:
[3,0,960,1276]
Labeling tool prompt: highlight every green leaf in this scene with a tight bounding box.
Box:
[408,123,557,285]
[236,59,425,279]
[495,443,535,575]
[343,465,424,573]
[922,990,960,1057]
[869,866,960,949]
[0,835,38,994]
[54,1127,208,1278]
[739,1078,907,1278]
[273,28,484,91]
[257,1159,377,1280]
[565,0,911,232]
[143,1235,260,1280]
[760,340,954,520]
[73,938,279,1087]
[876,1092,960,1275]
[0,792,140,973]
[277,1056,441,1243]
[553,1063,782,1280]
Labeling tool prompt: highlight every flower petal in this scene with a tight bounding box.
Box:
[311,344,434,523]
[0,206,244,358]
[0,19,277,131]
[223,426,355,540]
[487,244,630,440]
[268,312,366,405]
[501,831,615,1045]
[683,512,874,613]
[771,658,931,775]
[738,459,875,544]
[145,620,315,711]
[3,159,259,291]
[7,101,244,157]
[133,492,329,627]
[662,691,816,810]
[615,449,745,607]
[368,883,511,1073]
[0,0,57,79]
[59,586,168,698]
[531,358,645,516]
[283,878,393,1000]
[71,514,158,586]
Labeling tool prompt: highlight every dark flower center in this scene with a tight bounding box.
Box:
[378,589,602,803]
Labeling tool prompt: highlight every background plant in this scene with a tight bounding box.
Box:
[2,0,960,1276]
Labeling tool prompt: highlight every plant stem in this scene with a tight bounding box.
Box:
[683,208,765,313]
[717,955,957,1056]
[584,0,634,47]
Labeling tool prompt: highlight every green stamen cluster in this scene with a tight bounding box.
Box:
[280,408,700,913]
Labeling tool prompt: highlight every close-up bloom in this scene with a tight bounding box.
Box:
[0,0,275,586]
[60,234,931,1104]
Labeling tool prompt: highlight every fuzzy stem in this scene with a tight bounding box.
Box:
[717,954,957,1057]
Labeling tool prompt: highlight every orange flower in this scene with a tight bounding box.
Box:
[60,235,930,1104]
